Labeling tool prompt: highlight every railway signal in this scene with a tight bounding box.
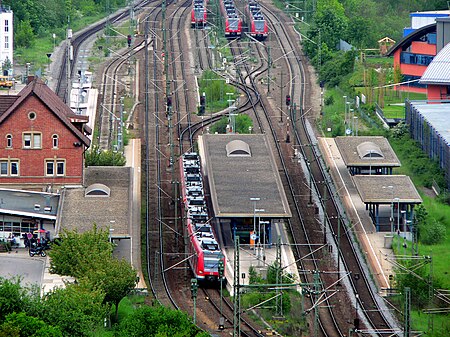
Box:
[286,94,291,106]
[167,95,172,107]
[127,34,132,48]
[191,278,198,324]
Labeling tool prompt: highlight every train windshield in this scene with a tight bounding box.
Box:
[228,18,239,31]
[254,20,265,32]
[204,254,219,271]
[194,7,204,20]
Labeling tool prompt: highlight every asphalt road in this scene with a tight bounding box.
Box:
[0,251,45,287]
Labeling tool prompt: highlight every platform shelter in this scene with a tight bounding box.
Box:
[353,175,422,232]
[335,136,401,175]
[198,134,291,246]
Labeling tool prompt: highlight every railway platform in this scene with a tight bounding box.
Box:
[318,137,392,291]
[216,218,301,296]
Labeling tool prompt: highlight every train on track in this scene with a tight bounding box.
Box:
[180,152,225,284]
[246,1,268,39]
[220,0,242,38]
[191,0,207,27]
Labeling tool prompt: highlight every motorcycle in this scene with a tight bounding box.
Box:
[29,244,46,257]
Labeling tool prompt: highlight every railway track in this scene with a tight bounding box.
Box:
[51,0,401,335]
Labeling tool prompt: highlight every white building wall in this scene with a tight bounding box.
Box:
[0,7,13,72]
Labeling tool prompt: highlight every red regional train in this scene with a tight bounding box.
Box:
[180,152,225,283]
[220,0,242,38]
[247,1,268,39]
[191,0,207,28]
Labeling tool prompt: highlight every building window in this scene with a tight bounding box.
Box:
[45,159,65,176]
[6,134,12,148]
[4,20,8,32]
[28,111,36,120]
[4,36,8,49]
[23,132,42,149]
[52,134,59,148]
[400,52,434,66]
[0,159,19,176]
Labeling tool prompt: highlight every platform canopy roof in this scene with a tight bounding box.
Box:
[335,136,401,168]
[353,175,422,204]
[198,134,291,218]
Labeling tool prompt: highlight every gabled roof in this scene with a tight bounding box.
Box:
[0,78,90,147]
[386,23,436,56]
[419,42,450,85]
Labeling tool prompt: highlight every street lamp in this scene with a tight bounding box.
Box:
[109,220,115,243]
[349,109,354,135]
[250,197,260,236]
[343,95,347,125]
[256,209,265,265]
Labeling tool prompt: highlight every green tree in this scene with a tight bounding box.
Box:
[0,277,41,322]
[15,20,35,48]
[40,284,107,337]
[117,305,209,337]
[0,313,62,337]
[210,114,253,134]
[83,258,137,322]
[48,226,113,278]
[85,145,126,166]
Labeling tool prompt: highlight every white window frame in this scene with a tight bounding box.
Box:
[45,159,66,177]
[52,134,59,149]
[23,132,42,149]
[0,159,19,176]
[4,36,8,49]
[4,20,8,32]
[6,134,12,148]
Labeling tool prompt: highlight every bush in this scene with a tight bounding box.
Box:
[419,219,446,245]
[324,95,334,106]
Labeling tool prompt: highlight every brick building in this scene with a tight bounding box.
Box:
[0,78,91,189]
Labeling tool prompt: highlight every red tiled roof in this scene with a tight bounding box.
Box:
[0,78,91,147]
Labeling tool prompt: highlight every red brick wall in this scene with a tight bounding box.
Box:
[0,96,84,186]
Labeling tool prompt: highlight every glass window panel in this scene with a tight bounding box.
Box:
[46,161,54,175]
[0,162,7,175]
[10,162,18,175]
[24,134,31,147]
[57,161,65,175]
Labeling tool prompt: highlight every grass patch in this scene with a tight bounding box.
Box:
[382,104,405,119]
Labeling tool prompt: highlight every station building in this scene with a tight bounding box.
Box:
[198,134,291,246]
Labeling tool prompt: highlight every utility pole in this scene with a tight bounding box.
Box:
[233,236,241,337]
[267,45,271,94]
[66,17,72,103]
[404,287,411,337]
[313,271,320,337]
[275,236,283,316]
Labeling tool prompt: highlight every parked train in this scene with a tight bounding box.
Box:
[246,1,268,39]
[220,0,242,38]
[191,0,207,27]
[180,152,225,283]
